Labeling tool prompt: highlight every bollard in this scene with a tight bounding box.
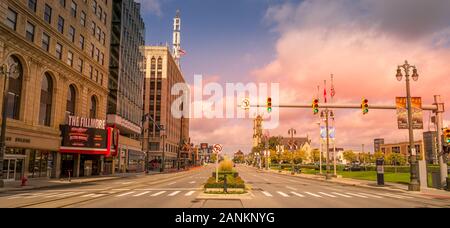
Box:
[376,158,384,186]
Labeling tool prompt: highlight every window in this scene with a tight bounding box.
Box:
[60,0,66,7]
[57,16,65,34]
[70,1,77,17]
[95,26,101,40]
[99,52,104,65]
[79,35,85,49]
[28,0,37,12]
[97,6,102,19]
[67,51,73,66]
[94,48,99,61]
[39,73,53,126]
[66,85,76,116]
[68,26,75,42]
[91,21,96,35]
[6,8,18,30]
[100,73,103,85]
[103,12,107,24]
[94,69,98,82]
[44,4,52,24]
[41,32,50,51]
[6,55,23,120]
[92,0,97,14]
[101,32,105,45]
[55,43,63,59]
[77,58,83,73]
[90,43,94,57]
[89,96,97,118]
[26,22,35,42]
[80,11,86,26]
[89,65,93,79]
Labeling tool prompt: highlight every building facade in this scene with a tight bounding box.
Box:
[142,45,189,170]
[423,131,437,164]
[0,0,111,182]
[107,0,145,174]
[379,140,424,158]
[252,115,263,148]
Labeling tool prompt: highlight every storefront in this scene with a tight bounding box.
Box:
[59,116,116,178]
[127,150,145,173]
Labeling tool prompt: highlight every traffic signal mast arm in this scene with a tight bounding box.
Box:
[248,103,438,111]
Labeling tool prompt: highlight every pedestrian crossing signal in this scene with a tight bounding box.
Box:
[361,98,369,115]
[267,97,272,113]
[312,99,319,115]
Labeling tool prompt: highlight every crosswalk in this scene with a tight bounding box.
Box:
[255,190,414,200]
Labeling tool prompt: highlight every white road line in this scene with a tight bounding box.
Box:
[90,194,106,198]
[291,192,304,197]
[262,191,273,197]
[286,186,297,191]
[45,192,74,198]
[167,182,177,186]
[358,192,383,198]
[120,181,135,185]
[168,191,181,196]
[376,193,411,199]
[188,181,196,184]
[331,192,352,198]
[133,191,150,197]
[346,193,368,198]
[55,192,84,198]
[112,189,130,191]
[23,192,54,199]
[304,192,322,198]
[81,193,95,198]
[318,192,337,198]
[185,191,196,196]
[277,191,289,197]
[151,191,166,196]
[116,191,135,197]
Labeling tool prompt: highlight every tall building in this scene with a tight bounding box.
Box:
[143,44,189,170]
[107,0,145,174]
[0,0,112,183]
[373,138,384,153]
[252,115,263,148]
[423,131,437,164]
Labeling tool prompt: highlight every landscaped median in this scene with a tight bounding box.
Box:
[203,158,247,194]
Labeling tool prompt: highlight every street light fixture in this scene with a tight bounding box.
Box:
[0,61,20,188]
[396,60,420,191]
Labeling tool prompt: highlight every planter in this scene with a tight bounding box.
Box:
[212,172,239,178]
[204,188,246,194]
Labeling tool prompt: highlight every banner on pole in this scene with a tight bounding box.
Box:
[320,127,335,140]
[396,97,423,129]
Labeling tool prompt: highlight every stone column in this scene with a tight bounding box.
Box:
[73,154,81,177]
[51,152,61,179]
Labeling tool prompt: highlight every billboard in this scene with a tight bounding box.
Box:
[60,125,107,149]
[396,97,423,129]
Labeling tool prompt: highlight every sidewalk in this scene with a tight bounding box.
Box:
[249,165,450,199]
[0,172,148,193]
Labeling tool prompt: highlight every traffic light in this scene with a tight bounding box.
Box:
[267,97,272,113]
[361,98,369,115]
[443,128,450,145]
[312,99,319,115]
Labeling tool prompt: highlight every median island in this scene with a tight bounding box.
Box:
[204,158,246,194]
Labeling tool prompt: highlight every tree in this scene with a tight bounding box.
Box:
[386,153,407,167]
[210,153,217,163]
[343,150,357,163]
[293,149,307,164]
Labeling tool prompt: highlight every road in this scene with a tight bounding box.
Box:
[0,165,449,208]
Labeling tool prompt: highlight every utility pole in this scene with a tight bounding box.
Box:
[288,128,296,174]
[434,95,448,188]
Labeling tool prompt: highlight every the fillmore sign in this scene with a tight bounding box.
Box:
[68,116,106,129]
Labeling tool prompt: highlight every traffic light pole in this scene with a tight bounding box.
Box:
[434,95,448,189]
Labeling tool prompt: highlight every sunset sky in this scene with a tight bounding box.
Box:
[138,0,450,155]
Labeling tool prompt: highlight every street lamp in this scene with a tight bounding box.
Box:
[160,127,167,173]
[0,61,20,188]
[288,128,296,174]
[396,60,420,191]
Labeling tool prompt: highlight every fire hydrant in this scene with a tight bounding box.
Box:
[21,176,28,186]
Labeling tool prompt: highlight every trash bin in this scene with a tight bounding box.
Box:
[431,171,441,189]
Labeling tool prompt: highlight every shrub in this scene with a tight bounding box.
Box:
[204,176,245,189]
[219,159,233,172]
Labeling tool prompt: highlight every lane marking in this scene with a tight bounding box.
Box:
[188,181,196,184]
[304,192,322,198]
[286,186,297,191]
[167,182,177,186]
[168,191,181,196]
[91,194,106,198]
[116,191,135,197]
[277,191,289,197]
[262,191,273,197]
[133,191,150,197]
[185,191,196,196]
[45,192,75,198]
[81,193,95,198]
[376,193,411,199]
[318,192,337,198]
[331,192,352,198]
[358,192,383,199]
[151,191,166,196]
[346,193,368,198]
[291,191,304,197]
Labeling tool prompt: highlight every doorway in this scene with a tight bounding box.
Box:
[2,158,24,181]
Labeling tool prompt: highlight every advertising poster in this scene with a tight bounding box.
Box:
[396,97,423,129]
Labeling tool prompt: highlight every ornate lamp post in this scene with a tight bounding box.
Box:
[396,60,420,191]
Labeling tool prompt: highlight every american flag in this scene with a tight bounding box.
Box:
[179,48,186,56]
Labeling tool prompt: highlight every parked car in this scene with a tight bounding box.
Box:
[344,163,362,171]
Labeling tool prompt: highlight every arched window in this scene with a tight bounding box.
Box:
[89,95,97,118]
[6,55,23,120]
[66,84,76,116]
[39,73,53,126]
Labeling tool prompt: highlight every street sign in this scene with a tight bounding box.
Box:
[241,98,250,110]
[213,144,223,154]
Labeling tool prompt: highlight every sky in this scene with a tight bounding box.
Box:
[137,0,450,156]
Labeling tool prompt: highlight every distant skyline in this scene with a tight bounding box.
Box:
[138,0,450,155]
